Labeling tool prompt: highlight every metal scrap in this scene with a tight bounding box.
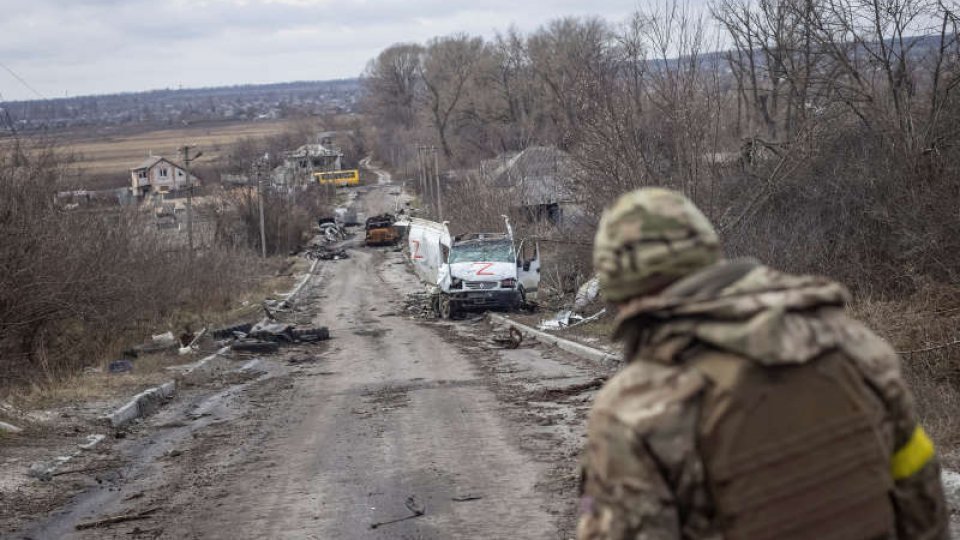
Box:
[370,495,426,529]
[303,246,349,261]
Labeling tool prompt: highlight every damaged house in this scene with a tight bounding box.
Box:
[480,146,582,228]
[273,140,343,189]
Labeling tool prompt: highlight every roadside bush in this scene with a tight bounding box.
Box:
[0,139,273,389]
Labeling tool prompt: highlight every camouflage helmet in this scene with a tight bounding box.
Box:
[594,188,721,302]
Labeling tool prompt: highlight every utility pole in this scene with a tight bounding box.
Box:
[257,154,268,258]
[433,146,442,221]
[180,145,203,256]
[417,146,427,212]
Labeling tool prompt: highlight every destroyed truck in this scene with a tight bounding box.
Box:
[405,216,540,319]
[365,213,399,247]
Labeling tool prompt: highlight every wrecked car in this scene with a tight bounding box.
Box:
[364,214,399,247]
[406,216,540,319]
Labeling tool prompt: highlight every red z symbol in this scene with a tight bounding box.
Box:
[412,240,423,260]
[474,262,495,276]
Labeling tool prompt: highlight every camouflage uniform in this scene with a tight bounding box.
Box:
[578,188,948,540]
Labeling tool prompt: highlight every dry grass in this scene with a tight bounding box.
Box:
[6,352,185,412]
[1,254,309,414]
[850,287,960,462]
[45,120,295,185]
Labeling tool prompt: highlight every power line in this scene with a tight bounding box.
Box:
[0,60,45,100]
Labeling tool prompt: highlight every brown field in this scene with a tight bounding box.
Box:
[39,119,299,188]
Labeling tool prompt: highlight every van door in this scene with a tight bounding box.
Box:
[516,240,541,299]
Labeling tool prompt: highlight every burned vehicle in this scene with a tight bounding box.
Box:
[364,214,399,246]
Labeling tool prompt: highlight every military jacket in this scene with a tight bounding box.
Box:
[578,261,948,540]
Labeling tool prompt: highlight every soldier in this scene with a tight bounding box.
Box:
[578,188,948,540]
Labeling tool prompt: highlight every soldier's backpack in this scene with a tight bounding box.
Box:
[691,350,896,540]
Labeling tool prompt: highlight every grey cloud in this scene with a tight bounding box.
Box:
[0,0,648,100]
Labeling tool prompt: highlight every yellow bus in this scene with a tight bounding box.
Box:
[315,169,360,187]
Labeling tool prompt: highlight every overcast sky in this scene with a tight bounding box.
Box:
[0,0,651,102]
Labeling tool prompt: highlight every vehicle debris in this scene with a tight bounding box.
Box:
[538,308,607,331]
[491,327,524,349]
[317,217,347,243]
[0,420,22,434]
[108,360,134,373]
[226,320,329,353]
[303,245,349,261]
[152,331,177,348]
[75,507,161,531]
[573,276,600,311]
[370,495,426,529]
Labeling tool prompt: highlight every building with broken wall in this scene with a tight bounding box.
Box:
[272,141,343,189]
[480,146,585,230]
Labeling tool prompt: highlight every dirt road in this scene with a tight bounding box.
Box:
[13,185,606,539]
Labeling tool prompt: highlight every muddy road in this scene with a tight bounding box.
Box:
[12,184,609,540]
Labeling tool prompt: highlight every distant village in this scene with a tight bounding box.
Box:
[0,79,361,132]
[55,135,347,236]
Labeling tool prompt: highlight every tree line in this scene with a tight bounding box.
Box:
[362,0,960,295]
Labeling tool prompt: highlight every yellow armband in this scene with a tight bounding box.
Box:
[891,425,935,480]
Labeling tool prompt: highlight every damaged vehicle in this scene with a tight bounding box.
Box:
[406,216,540,319]
[364,214,399,247]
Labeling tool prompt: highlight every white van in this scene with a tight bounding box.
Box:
[405,217,540,319]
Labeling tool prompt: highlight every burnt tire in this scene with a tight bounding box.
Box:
[292,327,330,342]
[230,340,280,353]
[213,323,254,339]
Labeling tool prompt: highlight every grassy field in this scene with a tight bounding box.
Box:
[46,119,298,188]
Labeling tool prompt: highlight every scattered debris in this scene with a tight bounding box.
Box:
[230,340,280,354]
[79,434,106,450]
[538,308,606,331]
[287,356,319,365]
[403,291,437,319]
[0,420,23,434]
[75,507,161,531]
[212,323,254,340]
[573,276,600,311]
[451,495,483,502]
[178,328,208,355]
[304,246,349,261]
[370,495,426,529]
[223,320,329,354]
[531,377,607,401]
[491,327,523,349]
[109,360,134,373]
[152,332,177,348]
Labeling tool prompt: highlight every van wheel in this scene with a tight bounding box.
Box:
[439,295,456,320]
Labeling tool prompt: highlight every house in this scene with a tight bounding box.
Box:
[282,142,342,177]
[130,155,200,197]
[480,146,582,227]
[269,140,344,189]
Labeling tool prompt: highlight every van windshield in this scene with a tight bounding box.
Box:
[449,240,514,263]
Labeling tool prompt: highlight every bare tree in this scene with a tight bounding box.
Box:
[419,35,486,160]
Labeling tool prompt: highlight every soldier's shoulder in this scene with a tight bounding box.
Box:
[828,310,905,394]
[592,359,705,435]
